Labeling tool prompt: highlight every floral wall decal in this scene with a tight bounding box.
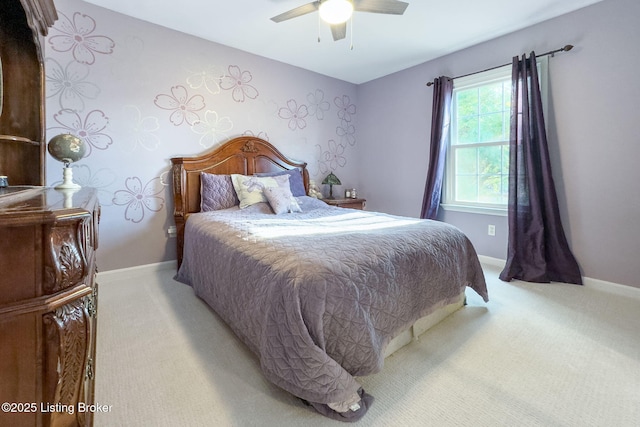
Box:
[279,99,309,130]
[159,170,172,187]
[71,165,118,206]
[315,138,348,178]
[335,95,356,122]
[45,58,100,112]
[49,109,112,156]
[337,120,356,146]
[187,65,225,94]
[48,11,115,65]
[191,110,234,148]
[307,89,330,120]
[327,140,347,170]
[315,144,331,176]
[220,65,259,102]
[121,105,160,152]
[112,176,165,223]
[154,85,205,126]
[242,130,270,141]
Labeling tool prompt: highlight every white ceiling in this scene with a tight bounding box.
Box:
[81,0,604,84]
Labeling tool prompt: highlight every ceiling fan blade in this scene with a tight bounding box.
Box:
[271,1,321,23]
[354,0,409,15]
[330,22,347,41]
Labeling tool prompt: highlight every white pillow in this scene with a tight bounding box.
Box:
[231,174,290,209]
[263,186,302,214]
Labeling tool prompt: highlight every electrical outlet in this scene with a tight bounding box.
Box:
[167,226,177,238]
[488,224,496,236]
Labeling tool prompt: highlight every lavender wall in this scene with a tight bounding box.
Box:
[43,0,639,288]
[44,0,360,271]
[356,0,640,288]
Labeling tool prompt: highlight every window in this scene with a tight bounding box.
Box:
[443,57,547,215]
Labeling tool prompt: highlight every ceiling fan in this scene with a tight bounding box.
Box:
[271,0,409,42]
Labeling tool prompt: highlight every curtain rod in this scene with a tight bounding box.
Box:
[425,44,574,86]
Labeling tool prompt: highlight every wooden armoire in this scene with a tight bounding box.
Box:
[0,1,101,426]
[0,0,56,185]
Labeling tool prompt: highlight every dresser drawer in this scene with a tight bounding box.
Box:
[324,198,366,210]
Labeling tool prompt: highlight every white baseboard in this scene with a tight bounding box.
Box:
[97,260,176,283]
[582,277,640,299]
[478,255,506,268]
[478,255,639,300]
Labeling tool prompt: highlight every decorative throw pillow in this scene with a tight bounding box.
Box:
[255,169,306,197]
[263,186,302,215]
[231,174,290,209]
[200,172,239,211]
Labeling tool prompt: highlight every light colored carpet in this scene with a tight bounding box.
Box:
[94,264,640,426]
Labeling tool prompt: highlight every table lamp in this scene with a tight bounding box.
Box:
[322,172,341,199]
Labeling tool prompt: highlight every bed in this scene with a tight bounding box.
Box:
[171,136,489,421]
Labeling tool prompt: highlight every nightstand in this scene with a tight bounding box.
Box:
[324,198,366,210]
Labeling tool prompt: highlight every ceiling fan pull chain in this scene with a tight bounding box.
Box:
[350,14,354,50]
[318,12,321,42]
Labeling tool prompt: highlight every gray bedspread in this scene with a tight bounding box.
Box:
[175,197,488,420]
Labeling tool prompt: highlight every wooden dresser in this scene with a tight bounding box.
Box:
[0,187,100,427]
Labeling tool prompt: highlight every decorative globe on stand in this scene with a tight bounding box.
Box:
[47,134,87,190]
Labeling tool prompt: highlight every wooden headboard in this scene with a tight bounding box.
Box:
[171,136,309,267]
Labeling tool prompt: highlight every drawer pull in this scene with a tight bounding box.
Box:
[86,357,94,381]
[85,292,97,318]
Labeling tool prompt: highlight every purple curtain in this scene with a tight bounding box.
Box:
[499,52,582,285]
[421,76,453,220]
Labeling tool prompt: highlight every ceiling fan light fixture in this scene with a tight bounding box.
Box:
[319,0,354,25]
